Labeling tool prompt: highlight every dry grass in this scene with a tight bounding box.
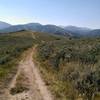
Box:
[10,71,29,95]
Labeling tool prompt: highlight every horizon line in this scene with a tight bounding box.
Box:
[0,20,99,29]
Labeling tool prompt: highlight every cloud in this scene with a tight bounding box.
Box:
[0,16,54,25]
[0,16,34,25]
[13,17,34,24]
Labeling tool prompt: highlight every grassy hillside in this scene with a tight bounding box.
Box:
[0,31,34,94]
[0,30,100,100]
[34,32,100,100]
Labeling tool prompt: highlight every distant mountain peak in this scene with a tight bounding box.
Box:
[0,21,11,30]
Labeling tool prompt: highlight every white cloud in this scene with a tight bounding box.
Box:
[0,16,34,25]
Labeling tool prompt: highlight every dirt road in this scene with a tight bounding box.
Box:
[4,46,53,100]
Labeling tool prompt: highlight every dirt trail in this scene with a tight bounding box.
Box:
[4,46,53,100]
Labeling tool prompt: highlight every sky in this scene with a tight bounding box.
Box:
[0,0,100,28]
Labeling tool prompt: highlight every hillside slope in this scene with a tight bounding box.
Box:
[0,31,56,100]
[0,31,34,99]
[0,30,100,100]
[35,33,100,100]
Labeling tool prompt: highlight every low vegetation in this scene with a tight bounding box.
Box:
[0,30,100,100]
[0,31,34,94]
[35,33,100,100]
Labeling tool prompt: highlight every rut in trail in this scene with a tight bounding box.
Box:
[4,47,53,100]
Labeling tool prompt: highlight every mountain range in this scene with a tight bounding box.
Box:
[0,21,100,37]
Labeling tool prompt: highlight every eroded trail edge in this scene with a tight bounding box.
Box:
[5,46,53,100]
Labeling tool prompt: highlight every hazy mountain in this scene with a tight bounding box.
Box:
[62,26,92,37]
[0,23,41,33]
[0,21,100,38]
[24,23,43,31]
[87,29,100,37]
[0,25,25,33]
[62,26,100,37]
[64,26,91,31]
[0,23,71,37]
[0,21,11,30]
[41,25,71,36]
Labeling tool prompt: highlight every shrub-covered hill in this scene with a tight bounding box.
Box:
[0,30,100,100]
[36,34,100,100]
